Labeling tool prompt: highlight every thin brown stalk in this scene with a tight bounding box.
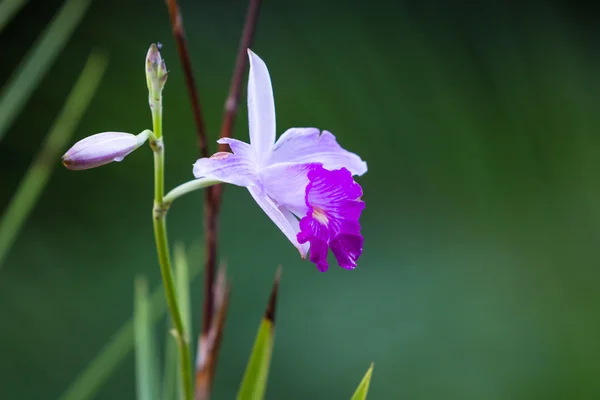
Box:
[210,0,263,217]
[165,0,217,353]
[198,0,262,396]
[195,265,231,400]
[165,0,262,398]
[202,192,218,342]
[218,0,262,149]
[165,0,209,158]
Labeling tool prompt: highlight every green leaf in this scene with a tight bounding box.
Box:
[0,50,107,270]
[236,320,274,400]
[350,363,374,400]
[237,269,281,400]
[134,277,160,400]
[58,242,205,400]
[0,0,29,34]
[0,0,92,141]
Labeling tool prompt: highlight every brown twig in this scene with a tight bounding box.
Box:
[201,192,218,345]
[165,0,209,158]
[164,1,219,398]
[209,0,262,253]
[165,0,218,356]
[218,0,262,149]
[210,0,263,216]
[196,0,262,397]
[165,0,262,399]
[195,264,231,400]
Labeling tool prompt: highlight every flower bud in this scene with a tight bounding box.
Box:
[62,131,149,170]
[146,43,168,97]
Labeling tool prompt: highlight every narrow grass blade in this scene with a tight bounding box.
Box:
[134,276,160,400]
[350,363,374,400]
[161,327,178,400]
[0,0,91,141]
[174,242,191,337]
[161,242,191,400]
[58,249,204,400]
[0,0,28,33]
[236,268,281,400]
[195,263,231,400]
[0,50,107,270]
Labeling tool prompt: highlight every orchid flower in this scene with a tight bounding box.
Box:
[193,50,367,272]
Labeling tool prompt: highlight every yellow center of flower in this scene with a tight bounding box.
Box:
[312,207,329,224]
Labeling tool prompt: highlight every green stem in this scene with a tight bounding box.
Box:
[163,177,220,206]
[152,208,193,400]
[150,92,193,400]
[153,142,165,203]
[151,97,162,138]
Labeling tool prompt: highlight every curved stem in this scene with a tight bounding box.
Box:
[152,205,193,400]
[150,90,193,400]
[163,177,220,206]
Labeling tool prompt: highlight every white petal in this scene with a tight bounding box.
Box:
[270,128,367,176]
[247,49,276,164]
[217,138,253,159]
[193,152,257,187]
[259,162,312,215]
[248,185,309,258]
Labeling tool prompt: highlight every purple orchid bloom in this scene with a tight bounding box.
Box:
[193,50,367,272]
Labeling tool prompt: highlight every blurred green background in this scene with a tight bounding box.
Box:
[1,0,600,398]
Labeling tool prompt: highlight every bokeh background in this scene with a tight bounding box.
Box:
[1,0,600,398]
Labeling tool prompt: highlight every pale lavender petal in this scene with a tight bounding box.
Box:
[247,49,276,163]
[270,128,367,176]
[217,138,254,159]
[247,185,309,258]
[259,162,316,215]
[62,131,147,170]
[193,152,256,187]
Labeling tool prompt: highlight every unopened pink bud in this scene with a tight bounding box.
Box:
[62,131,149,170]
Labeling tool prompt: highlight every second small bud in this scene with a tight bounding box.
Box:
[146,43,168,98]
